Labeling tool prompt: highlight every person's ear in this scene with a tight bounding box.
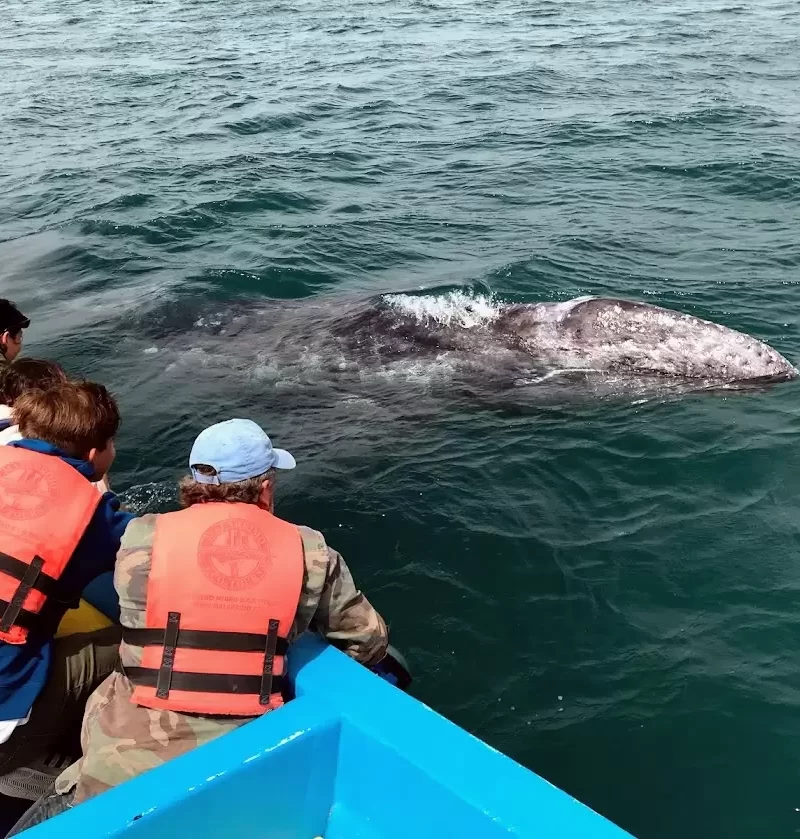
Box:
[259,479,274,509]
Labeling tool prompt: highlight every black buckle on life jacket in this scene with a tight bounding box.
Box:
[0,556,45,633]
[155,611,181,699]
[259,619,280,706]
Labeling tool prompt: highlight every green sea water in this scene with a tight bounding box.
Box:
[2,1,800,836]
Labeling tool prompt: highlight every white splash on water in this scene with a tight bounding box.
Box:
[119,481,175,514]
[194,313,226,329]
[382,291,502,328]
[367,355,460,385]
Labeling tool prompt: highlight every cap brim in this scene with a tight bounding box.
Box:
[272,448,296,470]
[3,317,29,331]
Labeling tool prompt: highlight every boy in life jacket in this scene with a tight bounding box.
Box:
[9,418,389,831]
[0,381,133,777]
[0,360,113,496]
[0,301,29,370]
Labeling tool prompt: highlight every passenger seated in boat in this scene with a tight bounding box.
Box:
[0,361,113,495]
[11,418,389,832]
[0,381,133,783]
[0,359,67,445]
[0,302,29,370]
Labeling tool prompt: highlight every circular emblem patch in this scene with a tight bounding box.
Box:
[198,518,271,590]
[0,464,57,520]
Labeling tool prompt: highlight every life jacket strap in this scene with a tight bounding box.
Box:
[260,618,280,705]
[0,556,45,632]
[0,599,40,632]
[123,626,289,656]
[0,553,63,598]
[121,665,285,699]
[156,611,181,699]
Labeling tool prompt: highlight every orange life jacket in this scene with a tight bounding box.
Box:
[122,503,304,716]
[0,446,101,645]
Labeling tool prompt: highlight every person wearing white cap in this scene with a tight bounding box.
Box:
[10,419,390,830]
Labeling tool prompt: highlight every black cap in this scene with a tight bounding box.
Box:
[0,300,30,333]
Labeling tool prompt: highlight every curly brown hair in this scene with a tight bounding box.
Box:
[178,465,275,508]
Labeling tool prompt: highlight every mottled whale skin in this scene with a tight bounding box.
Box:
[492,296,797,382]
[147,292,797,402]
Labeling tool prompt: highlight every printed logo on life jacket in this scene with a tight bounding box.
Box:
[198,518,271,591]
[0,463,57,520]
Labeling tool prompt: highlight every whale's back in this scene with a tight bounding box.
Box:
[496,297,797,383]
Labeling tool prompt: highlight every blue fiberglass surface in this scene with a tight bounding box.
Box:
[21,636,634,838]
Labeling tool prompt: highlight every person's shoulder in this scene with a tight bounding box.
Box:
[119,513,160,548]
[296,525,337,584]
[297,525,333,561]
[297,524,327,550]
[116,515,160,582]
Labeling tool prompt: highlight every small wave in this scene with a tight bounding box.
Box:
[88,193,154,212]
[382,290,502,328]
[223,101,340,136]
[224,113,309,135]
[197,189,320,215]
[620,104,770,130]
[80,211,220,245]
[636,159,800,201]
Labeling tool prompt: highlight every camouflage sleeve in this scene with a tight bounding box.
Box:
[115,514,158,668]
[311,546,389,666]
[115,514,158,618]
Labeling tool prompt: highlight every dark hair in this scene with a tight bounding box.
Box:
[15,380,120,457]
[178,466,274,508]
[0,358,67,406]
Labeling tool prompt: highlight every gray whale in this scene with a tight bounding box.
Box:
[147,292,797,402]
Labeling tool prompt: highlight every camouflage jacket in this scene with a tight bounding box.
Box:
[56,512,388,803]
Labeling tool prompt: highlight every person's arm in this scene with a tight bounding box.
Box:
[74,494,134,577]
[312,547,389,666]
[114,515,157,622]
[103,495,135,557]
[71,497,135,620]
[94,474,111,494]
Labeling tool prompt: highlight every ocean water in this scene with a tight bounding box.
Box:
[2,0,800,835]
